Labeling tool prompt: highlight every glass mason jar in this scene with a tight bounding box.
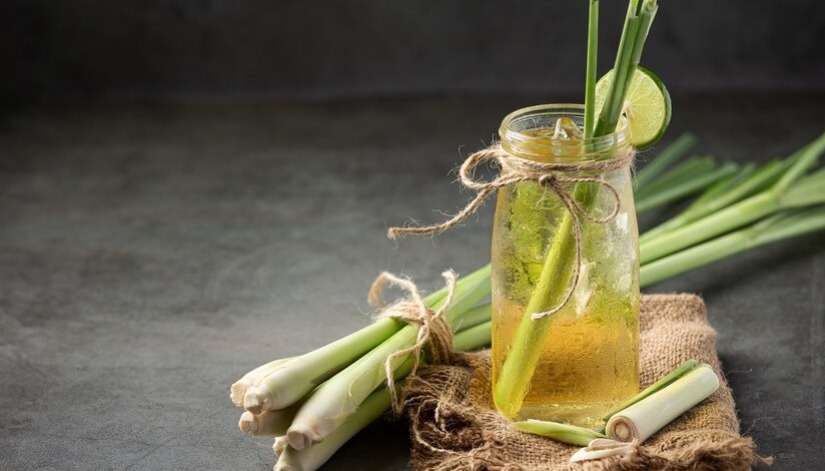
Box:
[491,104,640,427]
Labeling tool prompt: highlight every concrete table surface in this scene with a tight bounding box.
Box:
[1,95,823,470]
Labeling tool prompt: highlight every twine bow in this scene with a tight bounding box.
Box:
[369,270,458,413]
[388,144,634,320]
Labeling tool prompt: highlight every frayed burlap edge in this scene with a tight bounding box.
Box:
[402,294,772,471]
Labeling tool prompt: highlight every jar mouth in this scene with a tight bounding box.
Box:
[498,104,630,163]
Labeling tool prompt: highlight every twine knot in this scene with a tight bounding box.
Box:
[388,143,634,320]
[369,270,458,413]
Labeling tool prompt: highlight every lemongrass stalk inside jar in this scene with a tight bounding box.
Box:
[490,104,639,426]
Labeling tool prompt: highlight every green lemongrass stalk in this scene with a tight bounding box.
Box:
[641,205,825,286]
[602,359,698,420]
[242,265,491,413]
[633,156,718,201]
[513,419,606,447]
[452,318,492,352]
[594,0,658,136]
[606,364,719,442]
[452,302,494,332]
[640,163,760,242]
[686,165,755,209]
[641,158,789,243]
[594,0,640,136]
[635,161,739,212]
[629,0,658,66]
[634,133,696,187]
[641,132,825,263]
[583,0,600,138]
[286,266,491,449]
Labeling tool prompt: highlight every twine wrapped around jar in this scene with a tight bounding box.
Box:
[388,143,635,320]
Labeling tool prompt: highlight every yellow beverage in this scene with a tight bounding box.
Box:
[492,288,639,426]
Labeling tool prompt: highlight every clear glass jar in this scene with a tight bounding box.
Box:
[491,104,640,427]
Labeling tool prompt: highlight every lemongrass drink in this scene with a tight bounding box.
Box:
[491,105,640,426]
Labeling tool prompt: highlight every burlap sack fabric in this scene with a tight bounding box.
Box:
[402,294,770,471]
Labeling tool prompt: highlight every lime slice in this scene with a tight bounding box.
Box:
[595,66,671,149]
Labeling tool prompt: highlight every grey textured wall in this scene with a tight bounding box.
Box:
[2,0,824,101]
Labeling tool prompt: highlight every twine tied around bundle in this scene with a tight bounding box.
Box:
[369,269,458,413]
[388,144,635,320]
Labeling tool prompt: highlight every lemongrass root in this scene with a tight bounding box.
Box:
[606,364,719,443]
[238,405,300,437]
[231,358,293,406]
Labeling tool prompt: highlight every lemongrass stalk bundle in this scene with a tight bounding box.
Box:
[513,420,606,447]
[606,364,719,442]
[640,154,794,243]
[641,132,825,264]
[275,320,494,471]
[241,265,490,413]
[641,205,825,286]
[286,266,491,449]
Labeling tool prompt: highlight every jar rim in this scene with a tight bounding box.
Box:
[498,104,630,163]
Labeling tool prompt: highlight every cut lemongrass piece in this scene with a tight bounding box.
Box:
[569,438,638,462]
[513,419,606,447]
[606,364,719,443]
[603,359,698,420]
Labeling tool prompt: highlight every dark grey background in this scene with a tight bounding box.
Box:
[1,1,824,471]
[2,0,825,101]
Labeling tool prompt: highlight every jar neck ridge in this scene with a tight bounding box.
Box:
[498,104,630,164]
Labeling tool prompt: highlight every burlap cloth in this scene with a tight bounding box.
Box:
[402,294,771,471]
